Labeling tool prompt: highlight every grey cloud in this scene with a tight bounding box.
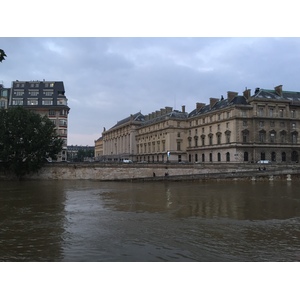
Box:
[1,37,300,145]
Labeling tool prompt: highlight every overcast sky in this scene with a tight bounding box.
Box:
[2,2,300,146]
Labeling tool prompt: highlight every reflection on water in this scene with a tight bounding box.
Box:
[0,180,300,261]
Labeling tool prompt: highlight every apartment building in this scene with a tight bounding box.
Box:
[0,83,10,109]
[9,80,70,161]
[99,84,300,163]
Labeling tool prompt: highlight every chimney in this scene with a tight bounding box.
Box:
[210,97,219,108]
[227,91,238,102]
[145,115,149,121]
[275,85,283,96]
[165,106,173,114]
[161,108,166,115]
[155,110,160,117]
[182,105,185,113]
[243,88,251,99]
[196,102,206,110]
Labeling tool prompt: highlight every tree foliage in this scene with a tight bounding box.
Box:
[0,49,6,62]
[0,107,63,178]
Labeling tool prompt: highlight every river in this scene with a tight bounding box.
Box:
[1,179,300,262]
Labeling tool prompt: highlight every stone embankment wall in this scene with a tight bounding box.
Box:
[18,162,300,181]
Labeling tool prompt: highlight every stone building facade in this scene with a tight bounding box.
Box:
[9,80,70,161]
[99,85,300,163]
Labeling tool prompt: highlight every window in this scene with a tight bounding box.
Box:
[57,99,67,105]
[59,119,67,126]
[292,123,296,129]
[243,120,248,126]
[209,134,213,145]
[217,153,221,162]
[49,110,56,116]
[217,133,221,144]
[279,109,284,117]
[27,99,38,105]
[242,130,249,143]
[291,110,296,118]
[270,132,276,143]
[0,100,6,108]
[270,121,275,127]
[280,131,286,143]
[258,107,264,117]
[201,136,205,146]
[29,91,39,96]
[45,91,53,96]
[177,141,181,151]
[202,153,205,162]
[209,153,212,162]
[269,108,274,117]
[177,132,181,137]
[12,99,23,105]
[292,132,298,144]
[42,99,53,105]
[259,131,266,143]
[259,121,264,128]
[226,152,230,162]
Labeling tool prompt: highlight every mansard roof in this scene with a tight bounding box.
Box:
[188,95,249,118]
[253,88,300,102]
[142,110,188,127]
[111,112,145,129]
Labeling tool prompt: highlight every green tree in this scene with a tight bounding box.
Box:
[0,106,63,179]
[0,49,6,62]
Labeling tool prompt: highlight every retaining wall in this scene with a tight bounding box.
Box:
[10,162,300,181]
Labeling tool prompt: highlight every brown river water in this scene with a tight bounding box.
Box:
[1,179,300,262]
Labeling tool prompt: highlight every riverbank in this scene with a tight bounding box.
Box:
[1,162,300,181]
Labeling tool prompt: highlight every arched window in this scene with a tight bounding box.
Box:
[202,153,205,162]
[226,152,230,162]
[242,130,249,143]
[271,152,276,162]
[291,151,298,162]
[217,152,221,162]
